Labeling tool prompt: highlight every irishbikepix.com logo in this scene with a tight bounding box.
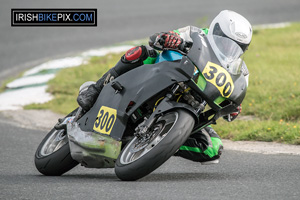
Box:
[11,9,97,26]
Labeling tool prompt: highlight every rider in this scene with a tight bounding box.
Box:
[77,10,252,164]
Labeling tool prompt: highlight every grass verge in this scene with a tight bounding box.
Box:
[213,23,300,144]
[26,23,300,144]
[25,54,122,113]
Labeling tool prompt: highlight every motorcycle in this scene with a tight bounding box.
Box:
[34,30,247,181]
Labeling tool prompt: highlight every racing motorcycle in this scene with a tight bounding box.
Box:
[34,30,247,181]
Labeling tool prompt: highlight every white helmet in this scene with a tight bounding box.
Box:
[208,10,252,52]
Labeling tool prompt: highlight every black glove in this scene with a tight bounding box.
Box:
[161,31,183,49]
[149,31,187,52]
[77,84,99,111]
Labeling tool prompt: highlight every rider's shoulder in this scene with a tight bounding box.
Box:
[177,26,204,34]
[176,26,208,38]
[176,26,207,42]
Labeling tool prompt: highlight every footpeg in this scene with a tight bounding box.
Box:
[111,81,123,93]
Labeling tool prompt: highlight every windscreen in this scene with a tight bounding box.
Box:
[188,32,244,76]
[207,34,244,75]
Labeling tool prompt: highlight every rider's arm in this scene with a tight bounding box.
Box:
[149,26,197,52]
[149,31,184,51]
[149,26,207,53]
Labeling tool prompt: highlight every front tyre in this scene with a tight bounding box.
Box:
[34,109,79,176]
[115,109,195,181]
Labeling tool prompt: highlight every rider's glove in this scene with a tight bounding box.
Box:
[149,31,187,52]
[161,31,183,49]
[223,104,242,122]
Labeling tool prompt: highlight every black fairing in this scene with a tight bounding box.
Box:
[77,57,195,140]
[187,32,247,108]
[77,30,247,141]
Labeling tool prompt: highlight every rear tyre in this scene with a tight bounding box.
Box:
[34,109,79,176]
[115,109,195,181]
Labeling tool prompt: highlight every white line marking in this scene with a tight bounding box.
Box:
[6,74,55,89]
[81,45,133,57]
[253,22,291,30]
[24,56,86,76]
[0,45,134,110]
[0,85,53,111]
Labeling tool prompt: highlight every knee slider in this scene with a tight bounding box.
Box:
[122,45,148,64]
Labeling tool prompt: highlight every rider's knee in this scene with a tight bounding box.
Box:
[122,46,147,64]
[114,45,158,75]
[122,45,158,64]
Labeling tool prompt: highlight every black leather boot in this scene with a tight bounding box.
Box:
[77,69,118,111]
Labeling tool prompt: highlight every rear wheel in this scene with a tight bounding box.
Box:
[115,109,195,181]
[34,109,79,176]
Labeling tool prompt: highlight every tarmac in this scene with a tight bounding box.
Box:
[2,109,300,156]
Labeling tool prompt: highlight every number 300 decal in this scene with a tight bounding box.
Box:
[93,106,117,135]
[203,61,234,98]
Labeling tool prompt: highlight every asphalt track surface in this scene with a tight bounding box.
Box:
[1,0,300,200]
[1,117,300,200]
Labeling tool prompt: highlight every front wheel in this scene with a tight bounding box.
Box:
[115,109,195,181]
[34,109,79,176]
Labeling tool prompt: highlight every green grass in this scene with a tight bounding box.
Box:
[241,24,300,121]
[213,119,300,145]
[213,23,300,144]
[25,54,122,114]
[26,23,300,144]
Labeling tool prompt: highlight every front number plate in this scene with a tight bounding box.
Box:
[202,61,234,98]
[93,106,117,135]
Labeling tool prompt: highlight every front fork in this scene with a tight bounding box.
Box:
[134,83,206,138]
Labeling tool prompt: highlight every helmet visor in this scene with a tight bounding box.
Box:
[212,23,249,52]
[207,34,244,75]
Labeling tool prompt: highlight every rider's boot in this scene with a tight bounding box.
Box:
[174,126,223,165]
[77,69,118,111]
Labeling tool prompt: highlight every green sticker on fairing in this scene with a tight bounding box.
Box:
[196,73,207,91]
[214,96,226,105]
